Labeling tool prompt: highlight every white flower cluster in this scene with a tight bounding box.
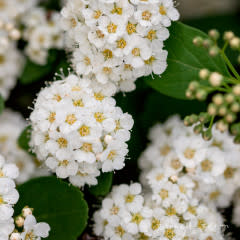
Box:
[0,29,23,99]
[30,74,134,187]
[22,7,64,65]
[139,115,240,208]
[0,109,49,184]
[93,182,224,240]
[61,0,179,93]
[10,207,50,240]
[0,0,39,22]
[0,154,19,239]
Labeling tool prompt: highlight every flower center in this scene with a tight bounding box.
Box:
[81,143,93,152]
[131,213,143,224]
[93,10,101,19]
[65,114,77,125]
[57,138,68,148]
[126,22,136,35]
[146,30,157,41]
[94,92,105,101]
[184,148,196,159]
[107,23,117,33]
[142,10,152,21]
[151,218,160,230]
[125,194,135,203]
[159,5,167,15]
[132,48,140,56]
[78,125,90,137]
[164,229,176,239]
[48,112,56,123]
[117,38,127,49]
[160,144,171,156]
[197,219,207,231]
[107,150,116,160]
[73,99,84,107]
[102,49,113,60]
[201,159,213,172]
[94,112,105,122]
[159,189,168,199]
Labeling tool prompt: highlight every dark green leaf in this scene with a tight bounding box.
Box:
[144,22,230,100]
[18,125,32,154]
[87,172,113,197]
[15,176,88,240]
[19,50,58,85]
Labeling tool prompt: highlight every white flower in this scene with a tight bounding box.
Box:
[21,215,50,240]
[30,74,133,187]
[61,0,179,93]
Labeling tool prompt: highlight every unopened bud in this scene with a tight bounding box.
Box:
[193,36,203,47]
[209,46,219,57]
[15,216,24,228]
[194,124,203,134]
[216,120,228,132]
[209,72,223,87]
[189,114,199,124]
[169,175,178,183]
[203,39,213,49]
[208,103,217,116]
[184,116,191,126]
[22,206,33,217]
[188,81,199,91]
[234,135,240,144]
[199,69,210,80]
[185,89,193,99]
[202,129,212,141]
[225,112,236,123]
[196,89,207,101]
[233,85,240,96]
[230,37,240,49]
[218,106,227,116]
[5,22,14,31]
[199,112,210,123]
[208,29,220,41]
[224,31,235,41]
[231,102,240,113]
[225,93,235,103]
[9,29,21,40]
[231,123,240,135]
[213,94,224,106]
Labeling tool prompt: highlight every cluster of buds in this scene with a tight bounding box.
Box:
[0,19,21,49]
[10,206,50,240]
[193,29,220,57]
[185,29,240,142]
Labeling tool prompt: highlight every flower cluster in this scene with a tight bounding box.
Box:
[30,74,133,187]
[0,154,19,239]
[0,22,23,99]
[10,206,50,240]
[22,7,64,65]
[0,109,49,184]
[93,182,224,240]
[139,115,240,208]
[0,0,38,22]
[61,0,179,93]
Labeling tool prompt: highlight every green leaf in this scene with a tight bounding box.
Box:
[144,22,230,100]
[18,125,32,154]
[19,50,58,85]
[87,172,113,197]
[15,177,88,240]
[0,95,4,114]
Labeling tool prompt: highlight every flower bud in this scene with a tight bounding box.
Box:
[216,120,228,132]
[234,135,240,144]
[199,69,210,80]
[231,102,240,113]
[193,36,203,46]
[208,29,220,41]
[231,123,240,135]
[194,124,203,134]
[225,93,235,103]
[15,216,24,228]
[104,135,113,144]
[218,105,227,116]
[184,116,191,126]
[202,129,212,141]
[196,89,207,101]
[209,72,223,87]
[188,81,199,91]
[209,46,219,57]
[185,89,193,99]
[225,112,236,123]
[22,206,33,217]
[208,103,217,116]
[189,114,199,124]
[223,31,234,41]
[233,85,240,96]
[9,29,21,40]
[230,37,240,49]
[213,94,224,106]
[203,39,213,49]
[199,112,211,123]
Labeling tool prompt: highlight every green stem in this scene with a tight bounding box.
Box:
[209,115,215,129]
[222,41,229,53]
[220,50,240,81]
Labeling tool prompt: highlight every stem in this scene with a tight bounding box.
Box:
[209,115,215,129]
[222,41,228,53]
[220,50,240,81]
